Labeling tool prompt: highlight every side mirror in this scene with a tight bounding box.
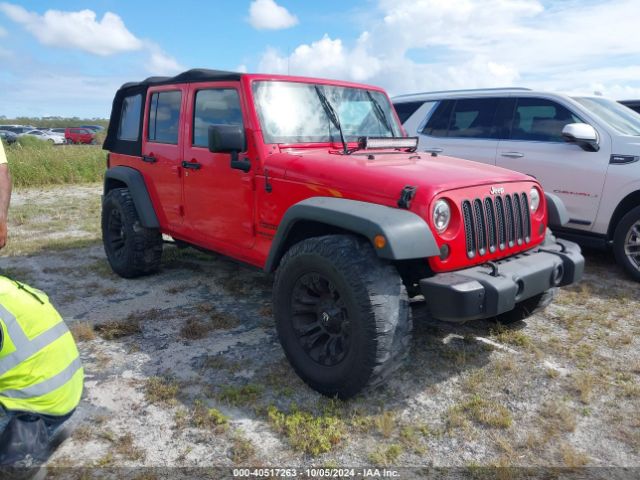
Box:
[208,125,250,172]
[208,124,245,153]
[561,123,599,152]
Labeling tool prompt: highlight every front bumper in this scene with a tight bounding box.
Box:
[419,236,584,322]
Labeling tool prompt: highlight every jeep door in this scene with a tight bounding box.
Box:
[415,98,501,164]
[496,97,610,231]
[182,83,255,249]
[142,85,187,228]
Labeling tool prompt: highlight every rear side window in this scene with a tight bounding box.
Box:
[511,98,581,142]
[117,94,142,141]
[448,98,499,139]
[193,89,243,147]
[422,100,454,137]
[393,101,424,124]
[148,90,182,144]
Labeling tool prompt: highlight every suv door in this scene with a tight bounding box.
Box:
[496,96,610,230]
[182,83,255,249]
[417,98,500,164]
[142,85,187,229]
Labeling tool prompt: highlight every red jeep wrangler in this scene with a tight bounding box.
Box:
[102,69,584,398]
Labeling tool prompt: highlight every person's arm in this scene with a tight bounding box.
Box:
[0,142,11,250]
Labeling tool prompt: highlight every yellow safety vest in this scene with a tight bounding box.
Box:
[0,276,83,416]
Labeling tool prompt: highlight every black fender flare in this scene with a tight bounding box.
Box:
[103,166,159,228]
[545,192,569,229]
[264,197,439,272]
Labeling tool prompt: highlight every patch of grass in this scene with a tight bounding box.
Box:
[95,318,142,340]
[217,384,263,406]
[369,444,403,466]
[560,443,589,467]
[572,372,596,404]
[210,308,240,330]
[200,354,242,373]
[540,400,577,436]
[490,325,533,349]
[114,433,145,461]
[448,395,512,429]
[69,322,96,342]
[267,405,345,455]
[145,376,180,405]
[375,411,397,438]
[180,318,211,340]
[6,141,105,187]
[191,400,229,433]
[230,431,256,463]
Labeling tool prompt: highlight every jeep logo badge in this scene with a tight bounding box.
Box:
[490,186,505,195]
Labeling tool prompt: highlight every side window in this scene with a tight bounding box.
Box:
[422,100,454,137]
[511,98,582,142]
[148,90,182,144]
[393,101,424,124]
[117,94,142,141]
[448,98,499,139]
[193,89,243,147]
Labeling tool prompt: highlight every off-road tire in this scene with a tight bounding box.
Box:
[102,187,162,278]
[273,235,412,399]
[613,206,640,282]
[495,288,557,325]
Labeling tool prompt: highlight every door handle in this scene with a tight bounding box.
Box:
[142,155,157,163]
[424,147,443,154]
[501,152,524,158]
[182,160,202,170]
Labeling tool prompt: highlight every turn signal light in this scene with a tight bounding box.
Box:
[374,235,386,249]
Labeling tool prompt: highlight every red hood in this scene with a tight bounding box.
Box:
[269,147,534,200]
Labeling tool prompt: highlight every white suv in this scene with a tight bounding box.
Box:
[393,88,640,280]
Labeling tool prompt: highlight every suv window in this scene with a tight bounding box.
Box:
[118,94,142,141]
[193,89,243,147]
[394,101,424,124]
[511,98,581,142]
[422,100,454,137]
[148,90,182,144]
[448,98,499,139]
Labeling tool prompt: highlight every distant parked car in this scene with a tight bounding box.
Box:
[619,100,640,114]
[0,130,17,145]
[0,125,34,135]
[47,128,68,135]
[80,125,105,132]
[21,129,66,144]
[65,127,97,145]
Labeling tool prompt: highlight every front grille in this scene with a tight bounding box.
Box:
[463,192,532,258]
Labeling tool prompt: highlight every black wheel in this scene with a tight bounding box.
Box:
[273,235,412,399]
[101,188,162,278]
[495,288,557,325]
[613,206,640,282]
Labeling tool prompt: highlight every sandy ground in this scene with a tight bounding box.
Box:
[0,184,638,478]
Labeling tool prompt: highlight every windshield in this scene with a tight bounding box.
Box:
[573,96,640,136]
[252,80,402,144]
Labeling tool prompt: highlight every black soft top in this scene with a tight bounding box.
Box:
[104,68,242,155]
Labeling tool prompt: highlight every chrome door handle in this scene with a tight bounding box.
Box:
[501,152,524,158]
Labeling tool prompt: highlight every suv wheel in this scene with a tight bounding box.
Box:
[613,206,640,281]
[102,188,163,278]
[495,288,557,325]
[273,235,412,399]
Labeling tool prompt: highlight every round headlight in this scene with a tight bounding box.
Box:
[530,187,541,213]
[433,199,451,233]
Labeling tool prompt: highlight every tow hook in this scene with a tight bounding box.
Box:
[483,261,500,277]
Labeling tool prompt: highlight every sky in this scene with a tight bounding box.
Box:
[0,0,639,118]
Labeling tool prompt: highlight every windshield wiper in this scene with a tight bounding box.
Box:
[314,85,349,154]
[366,90,394,137]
